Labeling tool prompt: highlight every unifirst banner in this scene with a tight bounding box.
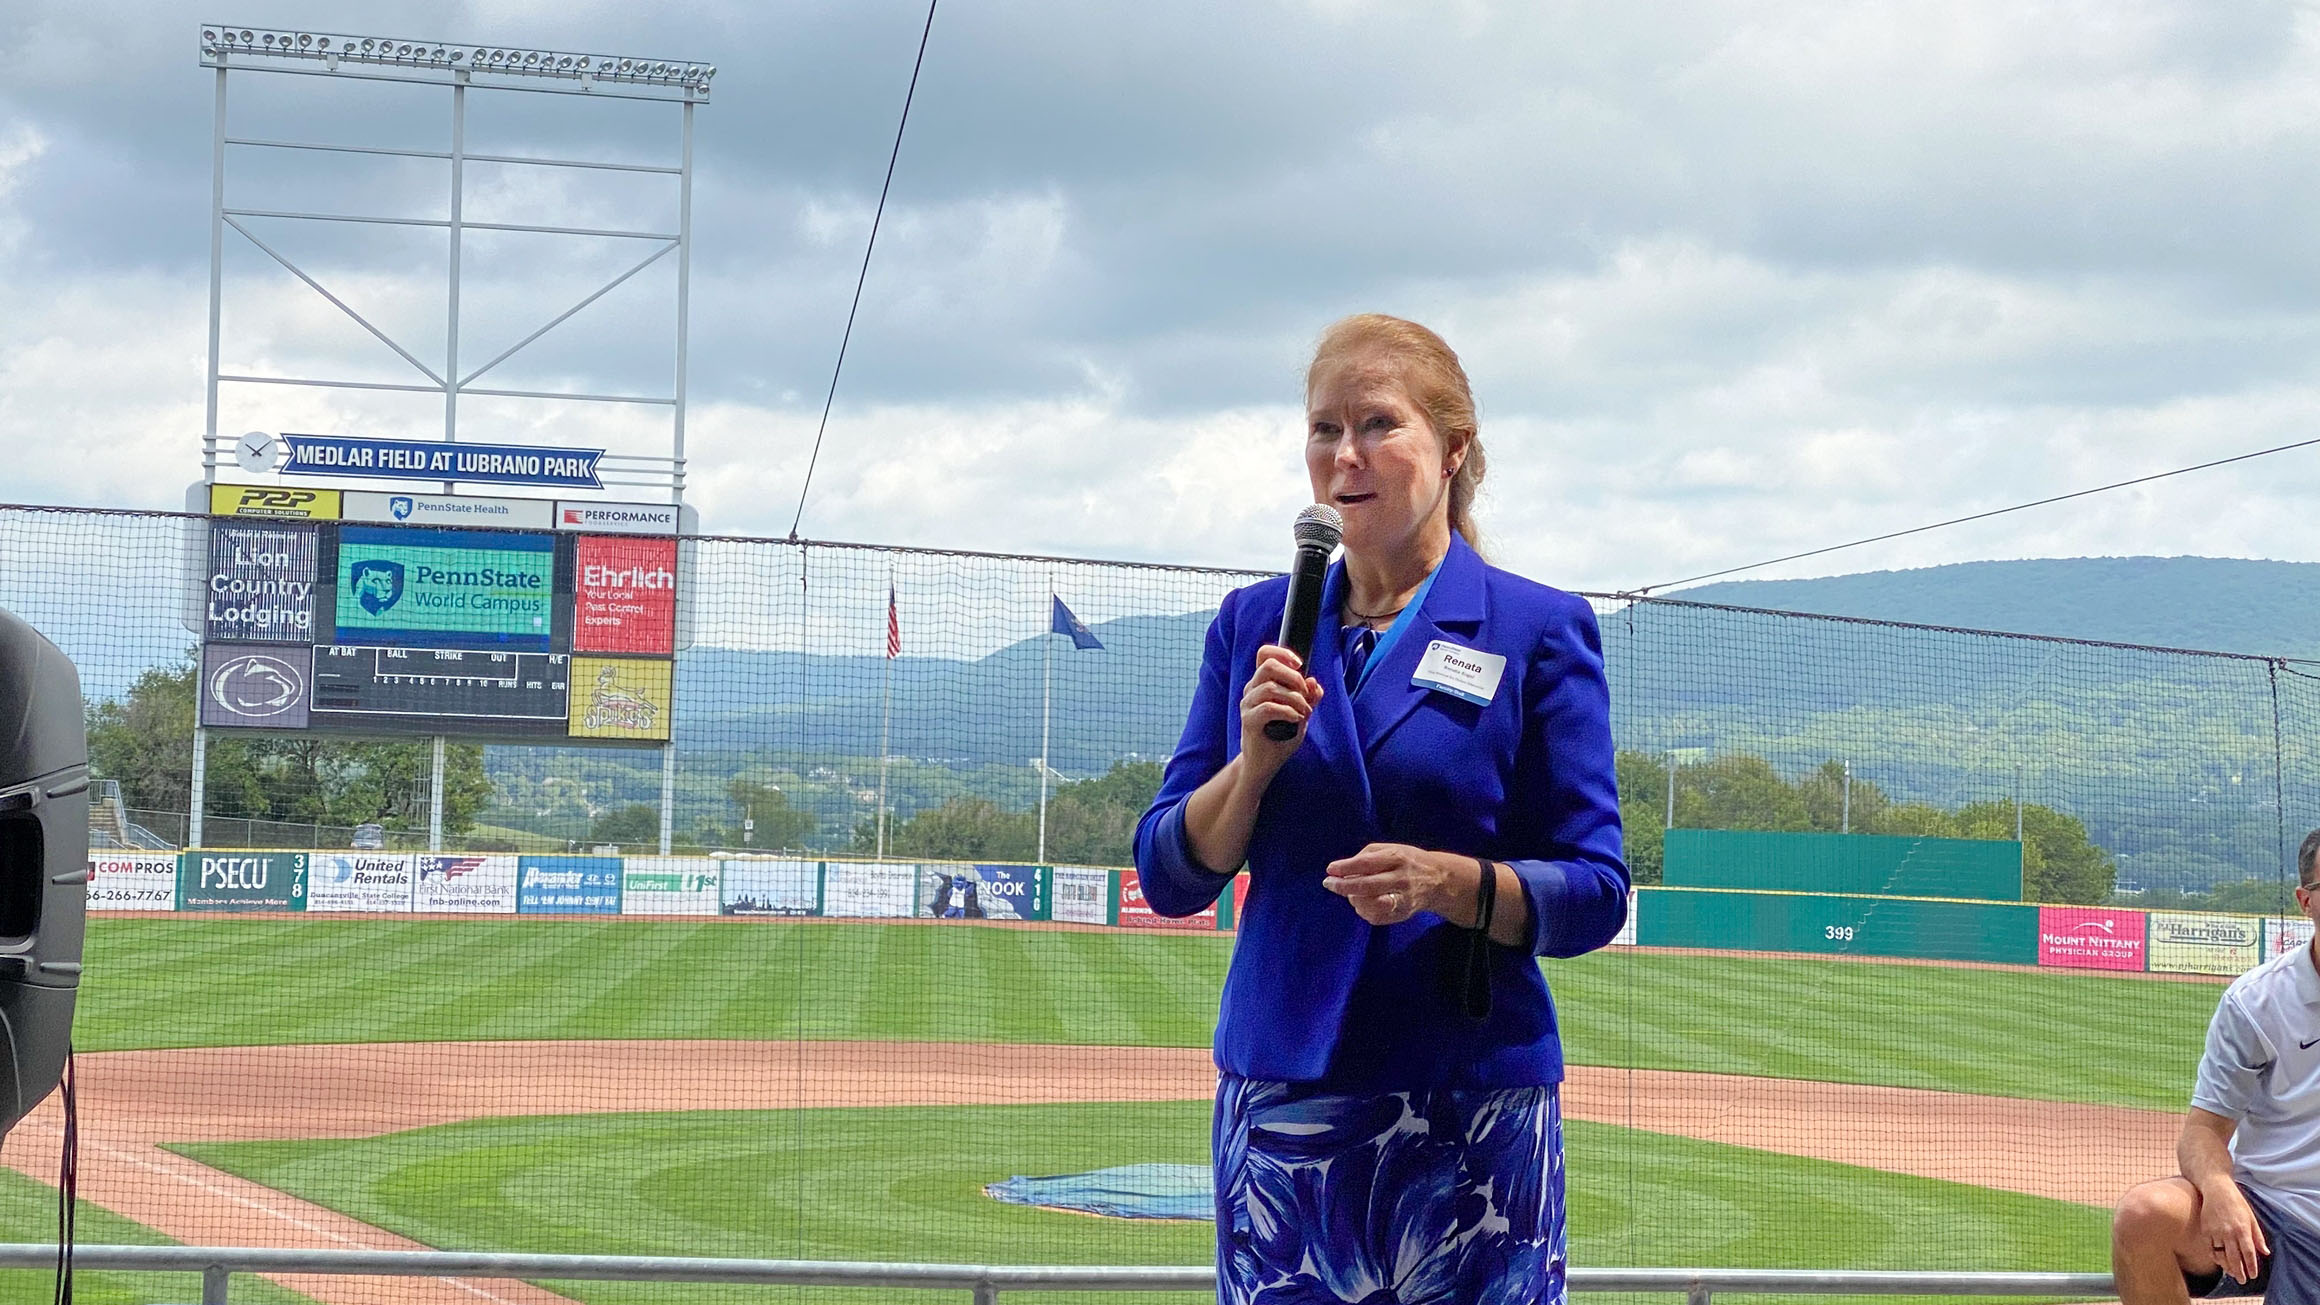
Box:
[413,854,518,913]
[308,853,415,912]
[179,851,307,911]
[622,856,720,916]
[517,856,622,914]
[2038,905,2147,972]
[2149,911,2264,976]
[88,853,177,910]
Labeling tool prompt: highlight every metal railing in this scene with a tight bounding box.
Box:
[0,1244,2118,1304]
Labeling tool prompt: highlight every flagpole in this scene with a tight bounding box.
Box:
[878,583,894,860]
[1038,591,1055,864]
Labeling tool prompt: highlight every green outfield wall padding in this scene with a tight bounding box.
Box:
[1663,829,2024,901]
[1637,886,2040,964]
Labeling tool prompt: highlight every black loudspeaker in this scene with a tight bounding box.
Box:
[0,605,86,1135]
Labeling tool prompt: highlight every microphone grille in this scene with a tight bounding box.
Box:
[1292,503,1344,550]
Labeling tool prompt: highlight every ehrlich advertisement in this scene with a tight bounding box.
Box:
[413,854,518,913]
[334,526,554,652]
[88,853,178,910]
[204,524,317,643]
[2149,911,2264,976]
[621,856,720,916]
[178,851,308,912]
[915,864,1049,921]
[308,853,416,913]
[517,856,622,914]
[573,535,678,655]
[2037,906,2146,971]
[720,858,821,916]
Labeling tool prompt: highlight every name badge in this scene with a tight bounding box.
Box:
[1413,639,1505,706]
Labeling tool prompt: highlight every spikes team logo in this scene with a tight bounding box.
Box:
[349,558,407,614]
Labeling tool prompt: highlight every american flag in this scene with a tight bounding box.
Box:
[885,585,901,658]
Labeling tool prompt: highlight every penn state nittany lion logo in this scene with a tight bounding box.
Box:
[349,559,406,615]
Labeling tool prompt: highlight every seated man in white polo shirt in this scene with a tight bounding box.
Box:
[2115,829,2320,1305]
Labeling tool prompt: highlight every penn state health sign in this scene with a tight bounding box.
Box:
[278,434,603,489]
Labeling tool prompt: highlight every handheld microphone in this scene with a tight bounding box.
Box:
[1263,503,1344,742]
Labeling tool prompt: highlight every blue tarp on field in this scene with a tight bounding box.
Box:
[983,1164,1211,1221]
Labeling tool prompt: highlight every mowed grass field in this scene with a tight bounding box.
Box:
[0,1169,314,1305]
[172,1104,2109,1305]
[78,916,2221,1108]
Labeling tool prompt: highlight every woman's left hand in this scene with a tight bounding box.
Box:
[1323,843,1463,926]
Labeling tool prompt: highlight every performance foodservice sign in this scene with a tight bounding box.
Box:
[621,856,720,916]
[573,535,678,655]
[516,856,621,914]
[308,853,415,913]
[412,854,518,913]
[2037,906,2147,971]
[1116,869,1217,931]
[2149,911,2264,976]
[88,853,178,910]
[720,858,821,916]
[178,851,308,912]
[204,524,317,643]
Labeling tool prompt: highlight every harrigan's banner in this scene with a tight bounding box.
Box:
[2038,905,2146,972]
[622,856,720,916]
[179,851,307,912]
[88,853,178,910]
[1050,867,1113,925]
[2149,910,2263,976]
[413,854,518,913]
[517,856,622,914]
[721,858,821,916]
[308,853,415,912]
[1116,869,1217,931]
[821,862,917,919]
[916,864,1048,921]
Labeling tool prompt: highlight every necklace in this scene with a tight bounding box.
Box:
[1347,601,1407,623]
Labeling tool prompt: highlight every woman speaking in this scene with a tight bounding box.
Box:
[1134,314,1629,1305]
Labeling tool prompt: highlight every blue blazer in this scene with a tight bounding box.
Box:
[1134,534,1628,1091]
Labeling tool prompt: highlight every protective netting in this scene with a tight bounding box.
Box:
[0,499,2308,1305]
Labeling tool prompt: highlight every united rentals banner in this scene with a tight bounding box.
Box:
[2149,911,2264,976]
[308,853,416,913]
[2037,905,2148,971]
[88,853,178,910]
[179,851,308,912]
[621,856,720,916]
[412,854,518,914]
[720,858,821,916]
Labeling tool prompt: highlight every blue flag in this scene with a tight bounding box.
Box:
[1051,596,1104,650]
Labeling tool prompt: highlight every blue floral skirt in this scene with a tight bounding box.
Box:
[1212,1074,1566,1305]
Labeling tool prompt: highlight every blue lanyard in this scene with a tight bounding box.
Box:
[1349,559,1442,697]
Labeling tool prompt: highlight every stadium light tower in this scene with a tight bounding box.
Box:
[196,24,713,499]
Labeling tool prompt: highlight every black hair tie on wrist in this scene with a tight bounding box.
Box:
[1459,858,1497,1019]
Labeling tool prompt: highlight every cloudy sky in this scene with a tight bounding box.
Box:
[4,1,2319,593]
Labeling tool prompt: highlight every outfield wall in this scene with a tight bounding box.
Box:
[90,850,2305,976]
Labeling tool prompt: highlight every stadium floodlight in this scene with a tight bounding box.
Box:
[199,24,715,97]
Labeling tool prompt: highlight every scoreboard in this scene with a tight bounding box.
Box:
[195,490,679,746]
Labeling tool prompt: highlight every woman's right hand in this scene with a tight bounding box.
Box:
[1239,644,1323,775]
